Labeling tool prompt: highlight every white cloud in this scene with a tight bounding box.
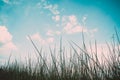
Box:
[63,22,72,31]
[0,42,17,51]
[0,26,17,51]
[30,32,54,45]
[44,4,60,15]
[2,42,17,50]
[30,32,46,44]
[62,15,87,34]
[46,30,61,36]
[0,26,12,44]
[30,33,41,40]
[46,30,54,36]
[69,15,77,25]
[66,26,87,34]
[51,14,98,37]
[35,0,60,15]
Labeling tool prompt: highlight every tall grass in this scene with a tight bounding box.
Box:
[0,31,120,80]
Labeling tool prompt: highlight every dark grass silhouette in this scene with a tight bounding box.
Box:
[0,30,120,80]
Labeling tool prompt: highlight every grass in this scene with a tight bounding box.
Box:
[0,31,120,80]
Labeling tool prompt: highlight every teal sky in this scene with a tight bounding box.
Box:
[0,0,120,64]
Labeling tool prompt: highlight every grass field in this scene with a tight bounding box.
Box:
[0,31,120,80]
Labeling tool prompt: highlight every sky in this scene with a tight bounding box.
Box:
[0,0,120,64]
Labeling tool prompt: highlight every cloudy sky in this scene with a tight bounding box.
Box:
[0,0,120,64]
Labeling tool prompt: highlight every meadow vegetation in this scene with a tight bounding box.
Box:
[0,30,120,80]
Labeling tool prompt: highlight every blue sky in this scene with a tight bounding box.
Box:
[0,0,120,64]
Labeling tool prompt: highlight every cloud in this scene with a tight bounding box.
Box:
[46,30,61,36]
[0,42,17,51]
[50,15,88,35]
[52,15,60,22]
[51,14,97,37]
[30,33,46,44]
[38,0,60,15]
[30,32,54,45]
[65,26,87,34]
[2,0,20,5]
[46,30,54,36]
[62,15,87,34]
[43,3,60,15]
[2,0,10,4]
[0,26,12,44]
[69,15,77,25]
[0,26,17,51]
[30,33,41,40]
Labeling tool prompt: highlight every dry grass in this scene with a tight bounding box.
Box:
[0,30,120,80]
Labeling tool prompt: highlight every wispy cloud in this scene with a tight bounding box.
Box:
[51,14,98,38]
[2,0,10,4]
[36,0,60,15]
[2,0,20,5]
[44,4,60,15]
[62,15,87,34]
[50,15,88,35]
